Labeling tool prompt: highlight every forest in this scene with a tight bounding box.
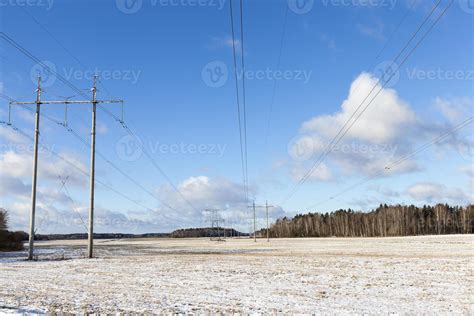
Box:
[268,204,473,238]
[0,208,24,251]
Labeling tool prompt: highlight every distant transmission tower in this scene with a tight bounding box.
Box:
[207,209,225,242]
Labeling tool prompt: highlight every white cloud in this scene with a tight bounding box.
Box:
[0,176,30,197]
[406,182,472,204]
[289,73,472,182]
[0,125,30,143]
[289,72,420,180]
[291,163,332,182]
[435,97,473,124]
[158,176,248,211]
[155,176,286,231]
[0,150,88,187]
[301,73,417,144]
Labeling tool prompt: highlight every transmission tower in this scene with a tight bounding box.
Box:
[247,201,273,242]
[9,76,123,260]
[207,208,225,242]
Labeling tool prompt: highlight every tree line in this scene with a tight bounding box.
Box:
[268,204,473,238]
[0,208,24,251]
[170,227,245,238]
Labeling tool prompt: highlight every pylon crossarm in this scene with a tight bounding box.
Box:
[10,99,123,105]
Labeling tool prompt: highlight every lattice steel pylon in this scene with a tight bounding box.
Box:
[207,209,226,242]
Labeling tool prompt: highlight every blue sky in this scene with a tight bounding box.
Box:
[0,0,473,234]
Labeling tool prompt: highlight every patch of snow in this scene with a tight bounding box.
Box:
[0,236,472,314]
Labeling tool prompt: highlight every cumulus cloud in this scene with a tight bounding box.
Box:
[156,176,285,231]
[288,72,421,181]
[301,73,417,143]
[406,182,472,204]
[288,73,473,183]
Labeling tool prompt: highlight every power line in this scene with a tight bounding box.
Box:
[6,111,199,231]
[0,120,187,227]
[374,0,418,61]
[17,103,180,213]
[280,0,452,205]
[303,116,473,211]
[19,7,117,101]
[1,32,199,215]
[19,7,87,70]
[120,122,200,213]
[33,174,83,234]
[0,32,90,100]
[229,0,248,205]
[58,175,89,232]
[264,2,289,148]
[239,0,249,203]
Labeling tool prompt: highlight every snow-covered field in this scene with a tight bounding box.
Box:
[0,235,472,314]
